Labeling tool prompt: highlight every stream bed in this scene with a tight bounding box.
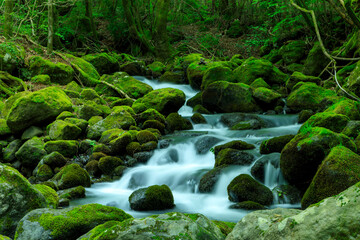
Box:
[71,77,301,222]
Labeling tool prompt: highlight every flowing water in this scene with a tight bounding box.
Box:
[71,77,301,222]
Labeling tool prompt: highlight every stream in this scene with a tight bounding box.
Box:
[71,77,301,222]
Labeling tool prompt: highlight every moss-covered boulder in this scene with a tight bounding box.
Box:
[202,81,260,113]
[286,82,338,112]
[191,113,207,124]
[35,164,54,181]
[298,112,350,133]
[253,87,281,109]
[159,71,185,84]
[80,88,102,102]
[0,42,25,75]
[137,108,166,125]
[78,102,104,121]
[214,140,255,155]
[132,88,186,115]
[30,74,51,85]
[15,137,47,168]
[5,87,72,133]
[280,127,356,190]
[0,163,48,237]
[0,71,27,97]
[52,163,90,190]
[199,165,227,193]
[227,174,273,205]
[2,139,22,163]
[58,185,86,200]
[302,42,330,77]
[109,132,133,154]
[98,156,124,175]
[15,203,132,240]
[34,184,59,208]
[230,201,266,210]
[233,57,287,86]
[56,111,76,120]
[187,61,212,89]
[0,119,11,137]
[82,53,119,75]
[260,135,295,154]
[65,81,82,93]
[301,146,360,208]
[0,234,11,240]
[220,113,266,129]
[129,184,175,211]
[28,56,74,85]
[186,92,202,107]
[324,98,360,120]
[147,61,166,78]
[278,40,307,65]
[215,148,254,167]
[41,151,67,170]
[96,72,153,99]
[136,130,158,144]
[143,120,165,133]
[119,60,146,76]
[341,120,360,139]
[44,140,79,158]
[47,120,82,140]
[165,112,193,133]
[286,71,321,90]
[64,117,88,134]
[77,212,225,240]
[250,78,271,89]
[201,65,235,90]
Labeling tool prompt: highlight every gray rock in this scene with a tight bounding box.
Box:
[195,136,222,154]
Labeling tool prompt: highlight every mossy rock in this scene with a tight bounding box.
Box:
[136,130,158,144]
[286,63,304,73]
[341,120,360,139]
[126,142,141,156]
[28,56,74,85]
[286,71,321,90]
[250,78,271,89]
[109,132,133,154]
[5,87,73,133]
[159,71,185,84]
[302,42,330,77]
[186,61,209,89]
[202,81,260,113]
[298,109,314,123]
[193,104,211,114]
[137,108,166,125]
[0,42,25,74]
[58,185,86,200]
[20,125,43,140]
[110,98,134,108]
[2,139,22,163]
[141,141,158,151]
[56,111,76,120]
[186,92,202,107]
[165,112,193,133]
[64,54,100,87]
[0,119,11,137]
[44,140,79,158]
[99,128,126,144]
[324,98,360,120]
[227,174,273,205]
[47,120,82,140]
[301,146,360,209]
[52,163,90,190]
[278,40,307,65]
[96,72,153,99]
[280,127,356,191]
[260,135,295,154]
[34,184,59,208]
[36,164,54,181]
[15,137,47,168]
[78,102,104,121]
[142,120,165,133]
[98,156,124,175]
[132,88,186,115]
[229,201,266,210]
[233,57,287,86]
[82,53,119,75]
[0,234,11,240]
[85,160,101,177]
[201,65,235,90]
[119,61,146,76]
[65,81,82,93]
[298,112,350,133]
[220,113,266,129]
[263,49,282,63]
[286,82,338,112]
[15,203,132,240]
[30,74,51,85]
[0,163,48,237]
[80,88,102,102]
[180,53,204,69]
[147,61,166,78]
[42,151,67,169]
[214,140,255,155]
[253,87,281,109]
[64,117,88,133]
[191,113,207,124]
[215,148,254,167]
[199,165,227,193]
[129,184,175,211]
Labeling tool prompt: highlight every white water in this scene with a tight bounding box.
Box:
[71,77,301,222]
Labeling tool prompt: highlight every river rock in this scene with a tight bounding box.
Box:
[195,136,223,154]
[201,65,235,90]
[280,127,356,191]
[47,120,82,140]
[214,140,255,155]
[15,204,132,240]
[129,184,175,211]
[82,53,119,75]
[253,87,281,110]
[52,163,91,190]
[44,140,79,157]
[298,112,350,133]
[341,120,360,138]
[286,71,321,90]
[5,87,73,133]
[227,174,273,205]
[199,165,227,193]
[0,163,48,237]
[65,53,100,87]
[226,182,360,240]
[260,135,295,154]
[2,139,22,163]
[324,98,360,120]
[301,145,360,208]
[191,113,207,124]
[98,156,124,175]
[78,212,225,240]
[215,148,254,167]
[165,113,193,133]
[302,42,331,77]
[229,201,266,210]
[132,88,186,115]
[272,184,302,204]
[220,113,266,129]
[15,137,47,168]
[202,81,260,113]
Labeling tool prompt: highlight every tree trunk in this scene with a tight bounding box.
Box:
[4,0,14,39]
[85,0,98,40]
[47,0,54,54]
[153,0,171,59]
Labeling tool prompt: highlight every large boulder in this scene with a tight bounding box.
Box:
[252,87,281,110]
[220,113,266,129]
[260,135,295,154]
[324,98,360,120]
[78,212,225,240]
[214,140,255,155]
[215,148,254,167]
[201,65,235,90]
[28,56,74,85]
[199,166,227,193]
[227,174,273,205]
[44,140,79,157]
[165,113,193,133]
[15,204,132,240]
[298,112,350,133]
[280,127,356,190]
[194,136,223,154]
[278,40,307,65]
[286,82,338,112]
[302,42,330,77]
[15,137,47,168]
[47,120,82,140]
[65,54,100,87]
[96,72,153,99]
[226,183,360,240]
[286,71,321,90]
[233,57,287,86]
[128,184,175,211]
[5,87,73,133]
[0,163,48,237]
[301,146,360,208]
[52,163,91,190]
[132,88,186,115]
[202,81,260,113]
[82,53,119,75]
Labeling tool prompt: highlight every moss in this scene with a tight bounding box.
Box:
[65,81,82,93]
[214,140,255,155]
[298,112,350,133]
[201,65,235,90]
[15,137,47,168]
[211,220,236,236]
[159,71,185,84]
[64,54,100,87]
[99,128,126,144]
[253,87,281,105]
[59,186,86,200]
[136,130,158,144]
[166,113,193,133]
[138,108,166,124]
[148,61,166,77]
[278,40,307,65]
[0,42,25,74]
[56,111,76,120]
[191,113,207,124]
[0,119,11,136]
[47,120,82,140]
[325,98,360,120]
[126,142,141,155]
[80,88,102,101]
[29,56,74,85]
[34,184,59,208]
[44,140,79,157]
[229,201,265,210]
[143,120,165,133]
[199,166,227,193]
[30,74,51,85]
[260,135,295,154]
[98,156,124,175]
[82,53,119,75]
[53,163,90,190]
[286,71,321,90]
[250,78,271,89]
[141,141,158,151]
[36,164,54,181]
[215,148,254,167]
